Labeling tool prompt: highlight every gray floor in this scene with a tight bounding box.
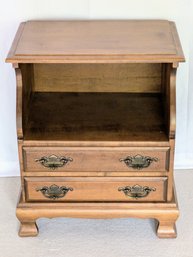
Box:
[0,171,193,257]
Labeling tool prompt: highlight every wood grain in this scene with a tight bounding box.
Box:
[15,68,23,139]
[169,66,177,139]
[19,222,38,237]
[6,22,25,62]
[33,63,161,93]
[20,64,34,135]
[6,20,185,63]
[16,188,179,237]
[6,20,184,238]
[23,146,170,172]
[24,92,168,142]
[24,176,167,202]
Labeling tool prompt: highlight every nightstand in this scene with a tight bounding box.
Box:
[6,20,184,238]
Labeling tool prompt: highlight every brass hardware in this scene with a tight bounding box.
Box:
[120,154,158,170]
[35,154,73,170]
[118,184,156,199]
[36,184,73,200]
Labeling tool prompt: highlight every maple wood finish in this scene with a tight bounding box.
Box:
[6,20,184,238]
[24,92,168,141]
[25,177,167,202]
[23,147,169,173]
[33,63,162,93]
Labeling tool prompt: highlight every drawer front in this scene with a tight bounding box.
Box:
[25,177,167,202]
[23,147,169,172]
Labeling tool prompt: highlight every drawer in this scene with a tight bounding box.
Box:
[23,147,170,172]
[24,177,167,202]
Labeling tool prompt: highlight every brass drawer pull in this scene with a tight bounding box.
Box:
[118,184,156,199]
[36,184,73,200]
[120,154,158,170]
[35,154,73,170]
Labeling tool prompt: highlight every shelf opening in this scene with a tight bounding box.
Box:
[20,63,169,142]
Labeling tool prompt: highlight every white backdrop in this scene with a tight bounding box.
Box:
[0,0,192,176]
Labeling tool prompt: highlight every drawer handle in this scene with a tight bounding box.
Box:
[35,154,73,170]
[118,184,156,199]
[36,184,73,200]
[120,154,158,170]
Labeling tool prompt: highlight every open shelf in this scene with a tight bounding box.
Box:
[24,92,168,141]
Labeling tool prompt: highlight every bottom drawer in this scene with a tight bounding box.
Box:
[25,177,167,202]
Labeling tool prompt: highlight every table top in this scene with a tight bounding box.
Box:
[6,20,185,63]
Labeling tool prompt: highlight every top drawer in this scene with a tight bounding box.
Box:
[23,147,170,172]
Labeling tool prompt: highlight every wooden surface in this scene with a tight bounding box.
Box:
[7,20,184,238]
[6,20,185,63]
[33,63,161,93]
[16,188,179,238]
[25,177,167,202]
[24,93,168,141]
[23,146,169,172]
[15,68,23,139]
